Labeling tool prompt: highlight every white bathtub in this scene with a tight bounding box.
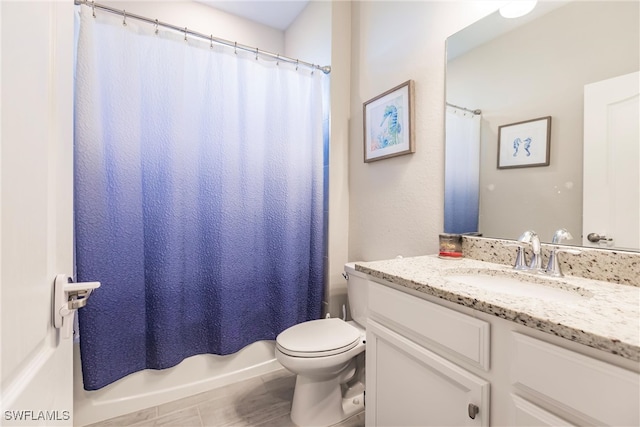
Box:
[73,341,281,426]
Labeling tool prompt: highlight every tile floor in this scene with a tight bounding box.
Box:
[86,369,365,427]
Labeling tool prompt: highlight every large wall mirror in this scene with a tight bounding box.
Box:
[445,0,639,251]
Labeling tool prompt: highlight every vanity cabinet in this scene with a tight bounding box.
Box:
[365,279,640,427]
[366,282,490,426]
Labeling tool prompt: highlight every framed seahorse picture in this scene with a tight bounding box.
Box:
[363,80,415,163]
[497,116,551,169]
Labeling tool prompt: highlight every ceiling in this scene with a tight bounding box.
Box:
[447,1,570,60]
[197,1,310,31]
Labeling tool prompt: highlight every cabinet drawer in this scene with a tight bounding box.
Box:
[509,394,575,426]
[511,332,640,426]
[368,281,490,370]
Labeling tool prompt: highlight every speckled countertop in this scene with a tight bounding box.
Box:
[356,256,640,362]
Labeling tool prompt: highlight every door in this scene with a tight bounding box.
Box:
[366,320,489,427]
[583,71,640,249]
[1,2,74,425]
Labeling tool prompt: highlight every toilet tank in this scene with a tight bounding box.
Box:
[344,263,369,327]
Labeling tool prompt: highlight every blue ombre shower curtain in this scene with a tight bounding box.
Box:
[444,107,481,234]
[74,8,326,390]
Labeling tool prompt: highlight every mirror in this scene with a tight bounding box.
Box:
[445,0,639,250]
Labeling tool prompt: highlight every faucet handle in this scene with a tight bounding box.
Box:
[551,228,573,244]
[518,230,538,243]
[545,247,581,277]
[505,242,528,270]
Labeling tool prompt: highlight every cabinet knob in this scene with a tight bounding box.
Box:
[468,403,479,420]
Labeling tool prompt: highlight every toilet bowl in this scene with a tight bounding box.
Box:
[275,263,369,427]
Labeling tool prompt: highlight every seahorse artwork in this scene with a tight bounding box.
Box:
[375,105,402,149]
[513,138,521,157]
[512,137,533,157]
[523,137,532,156]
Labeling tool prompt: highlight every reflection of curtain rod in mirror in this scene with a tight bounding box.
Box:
[446,102,481,115]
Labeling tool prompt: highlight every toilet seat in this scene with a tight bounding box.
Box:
[276,318,361,358]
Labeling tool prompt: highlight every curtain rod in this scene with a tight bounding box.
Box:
[74,0,331,75]
[446,102,481,115]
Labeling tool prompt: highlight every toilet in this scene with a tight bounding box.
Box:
[275,262,369,427]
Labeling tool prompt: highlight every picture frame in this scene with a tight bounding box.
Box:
[363,80,415,163]
[497,116,551,169]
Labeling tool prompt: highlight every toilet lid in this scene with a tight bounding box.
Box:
[276,318,361,358]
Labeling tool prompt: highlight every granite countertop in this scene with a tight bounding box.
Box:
[356,255,640,362]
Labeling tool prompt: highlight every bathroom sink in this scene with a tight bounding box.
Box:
[442,269,593,302]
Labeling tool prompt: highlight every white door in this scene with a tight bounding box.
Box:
[583,71,640,249]
[1,2,75,425]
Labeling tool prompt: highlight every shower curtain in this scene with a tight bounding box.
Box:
[74,8,326,390]
[444,107,481,234]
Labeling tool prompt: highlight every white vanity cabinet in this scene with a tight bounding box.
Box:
[366,282,491,426]
[365,279,640,427]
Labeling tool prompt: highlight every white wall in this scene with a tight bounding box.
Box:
[100,1,284,52]
[348,1,504,262]
[447,1,639,243]
[326,2,352,317]
[285,1,331,66]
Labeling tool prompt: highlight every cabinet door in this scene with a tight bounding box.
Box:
[366,320,489,427]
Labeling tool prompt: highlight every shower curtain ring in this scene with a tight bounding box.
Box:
[122,10,127,26]
[234,42,237,54]
[296,59,299,71]
[91,0,96,18]
[210,35,213,49]
[255,48,259,60]
[311,64,315,75]
[276,54,279,66]
[184,27,188,42]
[155,19,159,35]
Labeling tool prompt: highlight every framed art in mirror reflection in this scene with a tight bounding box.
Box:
[497,116,551,169]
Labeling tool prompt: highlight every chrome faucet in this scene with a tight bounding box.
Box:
[518,230,542,271]
[545,228,581,277]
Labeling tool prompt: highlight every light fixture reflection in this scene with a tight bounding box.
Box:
[499,1,538,19]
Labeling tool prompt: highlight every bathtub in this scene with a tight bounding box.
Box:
[73,341,281,426]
